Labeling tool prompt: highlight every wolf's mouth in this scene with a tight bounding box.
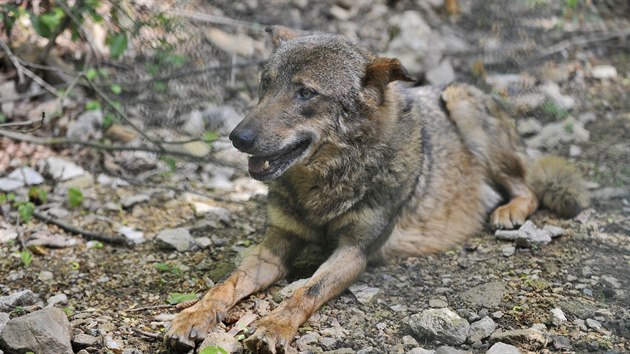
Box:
[248,138,312,181]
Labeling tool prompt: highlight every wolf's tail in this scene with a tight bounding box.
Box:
[527,155,589,218]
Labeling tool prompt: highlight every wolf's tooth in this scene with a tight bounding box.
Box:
[263,161,270,169]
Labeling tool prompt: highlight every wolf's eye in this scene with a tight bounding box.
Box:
[296,88,318,100]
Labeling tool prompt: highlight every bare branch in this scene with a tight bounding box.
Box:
[33,210,130,246]
[0,112,46,133]
[0,126,241,167]
[131,328,163,340]
[0,38,25,83]
[166,9,267,29]
[125,304,174,313]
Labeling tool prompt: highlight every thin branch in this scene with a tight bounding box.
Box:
[0,112,47,133]
[20,65,62,97]
[0,117,43,129]
[137,60,265,85]
[524,28,630,66]
[166,9,268,30]
[85,78,164,149]
[0,86,67,104]
[33,210,130,246]
[131,328,163,340]
[125,304,174,312]
[0,127,241,167]
[0,38,25,83]
[19,59,77,75]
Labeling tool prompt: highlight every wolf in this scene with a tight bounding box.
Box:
[164,26,587,353]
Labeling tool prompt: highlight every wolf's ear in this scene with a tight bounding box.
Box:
[265,26,299,49]
[364,57,414,92]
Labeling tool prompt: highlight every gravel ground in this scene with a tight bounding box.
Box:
[1,1,629,353]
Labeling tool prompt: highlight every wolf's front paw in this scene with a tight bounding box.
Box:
[244,319,297,354]
[163,301,225,353]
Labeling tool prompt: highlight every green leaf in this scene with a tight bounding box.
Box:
[155,263,171,272]
[88,241,104,249]
[85,100,101,111]
[39,8,64,33]
[155,263,180,274]
[146,64,160,76]
[20,250,33,267]
[203,131,219,144]
[67,187,84,208]
[103,113,117,129]
[29,12,51,38]
[62,306,75,317]
[69,260,80,270]
[110,84,122,94]
[0,113,6,124]
[199,346,229,354]
[166,292,197,305]
[152,81,167,92]
[18,202,35,223]
[86,68,98,80]
[7,192,15,202]
[163,53,187,68]
[109,33,128,59]
[160,156,177,172]
[28,186,48,204]
[0,193,6,204]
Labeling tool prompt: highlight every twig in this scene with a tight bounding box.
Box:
[21,65,62,97]
[124,60,265,86]
[33,210,130,246]
[0,112,46,133]
[167,9,268,29]
[525,29,630,66]
[0,86,66,104]
[0,127,241,167]
[125,304,174,312]
[0,116,44,129]
[18,59,76,75]
[131,328,163,340]
[0,38,25,84]
[85,78,165,149]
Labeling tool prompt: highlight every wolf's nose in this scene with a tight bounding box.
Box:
[229,128,256,151]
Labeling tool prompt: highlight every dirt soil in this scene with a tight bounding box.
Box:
[1,1,629,354]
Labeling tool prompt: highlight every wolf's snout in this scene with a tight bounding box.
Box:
[229,128,256,151]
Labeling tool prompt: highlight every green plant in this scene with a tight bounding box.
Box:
[542,101,569,120]
[88,240,104,249]
[17,202,35,223]
[20,249,33,267]
[28,186,48,204]
[166,292,197,305]
[155,263,181,274]
[63,306,75,317]
[199,347,228,354]
[203,131,220,145]
[67,188,84,208]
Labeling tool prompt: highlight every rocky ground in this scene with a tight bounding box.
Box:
[1,0,629,353]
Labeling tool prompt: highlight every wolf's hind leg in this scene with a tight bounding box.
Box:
[441,84,538,229]
[489,177,538,229]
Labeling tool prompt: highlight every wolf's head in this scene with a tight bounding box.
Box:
[229,26,413,181]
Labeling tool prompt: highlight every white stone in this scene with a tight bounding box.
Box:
[591,65,617,80]
[44,157,86,181]
[7,167,44,185]
[550,307,567,326]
